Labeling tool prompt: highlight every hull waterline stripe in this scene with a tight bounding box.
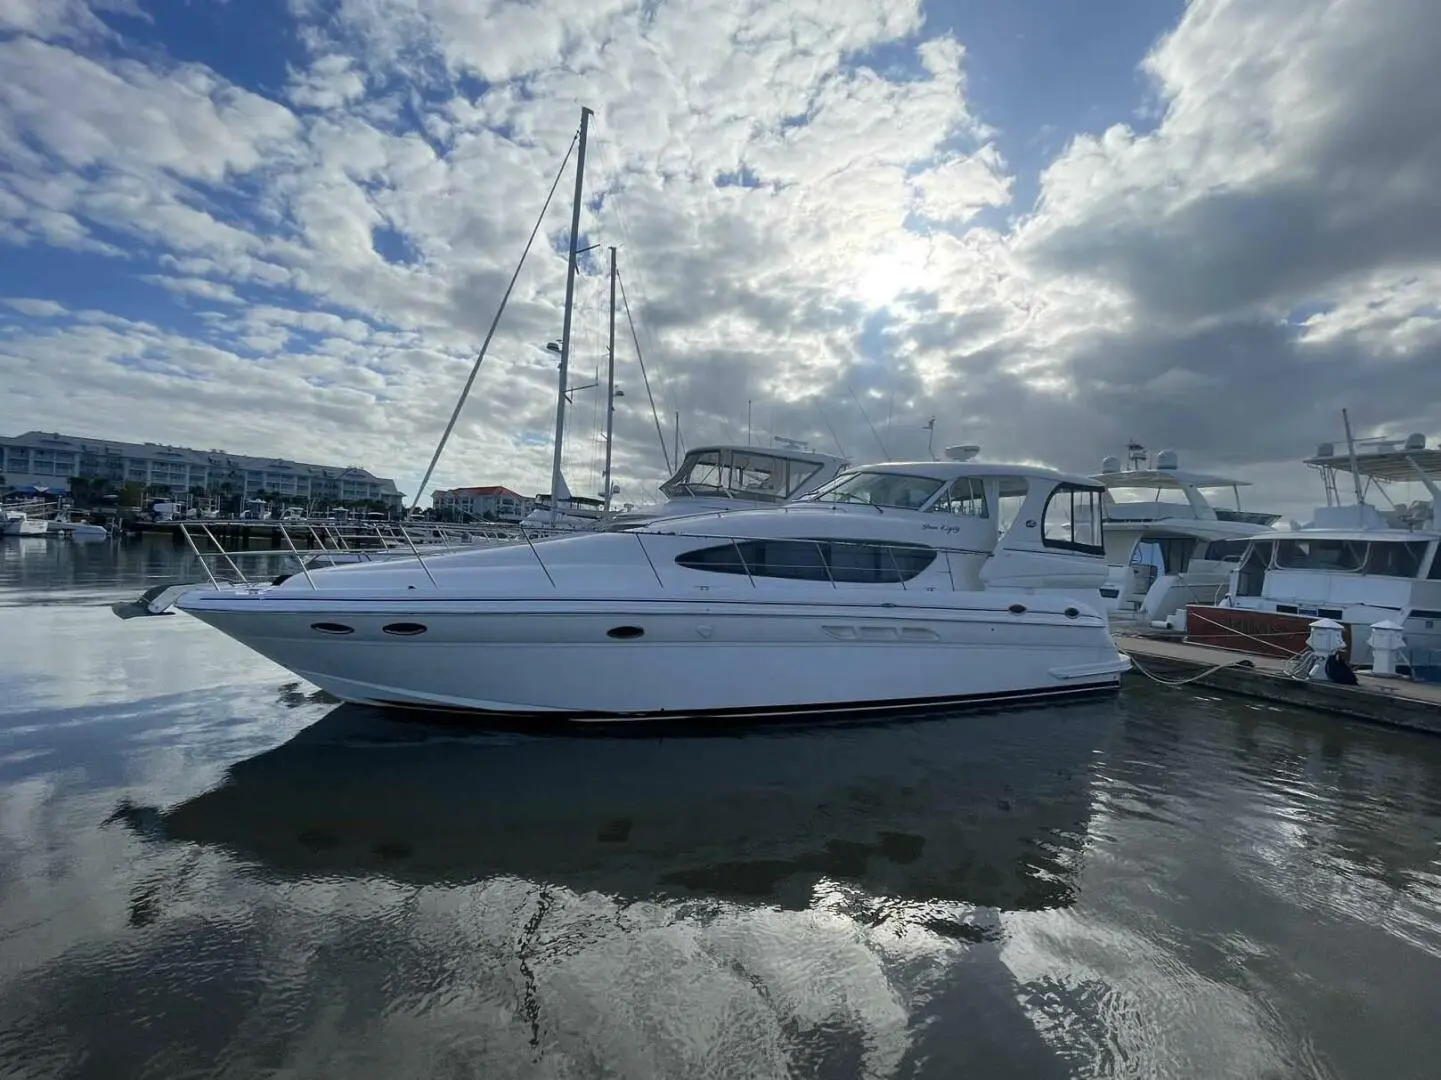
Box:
[352,679,1123,725]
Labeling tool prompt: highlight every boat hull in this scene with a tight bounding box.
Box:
[2,519,49,537]
[178,597,1130,721]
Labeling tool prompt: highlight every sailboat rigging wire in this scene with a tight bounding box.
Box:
[407,130,580,514]
[815,401,848,458]
[619,271,672,475]
[596,139,687,433]
[847,385,891,460]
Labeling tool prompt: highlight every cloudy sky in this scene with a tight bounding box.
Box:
[1,0,1438,516]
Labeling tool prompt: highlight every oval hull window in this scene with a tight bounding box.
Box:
[606,625,645,640]
[311,622,354,635]
[383,622,428,637]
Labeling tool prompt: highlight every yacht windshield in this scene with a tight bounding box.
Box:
[800,471,944,511]
[660,449,823,502]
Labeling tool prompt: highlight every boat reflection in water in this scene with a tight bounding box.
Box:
[132,699,1108,918]
[108,699,1113,1076]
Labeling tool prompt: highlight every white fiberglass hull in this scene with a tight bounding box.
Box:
[177,593,1130,721]
[2,518,49,537]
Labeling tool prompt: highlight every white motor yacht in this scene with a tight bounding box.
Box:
[1094,444,1280,626]
[172,459,1131,721]
[1188,425,1441,679]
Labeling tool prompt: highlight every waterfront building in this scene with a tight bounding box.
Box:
[0,430,404,510]
[430,485,535,523]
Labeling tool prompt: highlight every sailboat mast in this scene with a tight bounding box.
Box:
[603,245,617,518]
[549,106,593,525]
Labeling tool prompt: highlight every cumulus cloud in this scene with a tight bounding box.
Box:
[0,0,1437,518]
[994,0,1441,483]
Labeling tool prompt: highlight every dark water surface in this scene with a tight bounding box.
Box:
[1,538,1439,1078]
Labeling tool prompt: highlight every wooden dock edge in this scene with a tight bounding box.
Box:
[1116,633,1441,736]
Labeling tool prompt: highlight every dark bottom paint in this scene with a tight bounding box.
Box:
[368,680,1124,732]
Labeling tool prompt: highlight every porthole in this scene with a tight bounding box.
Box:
[1064,607,1080,619]
[383,622,428,636]
[311,622,354,635]
[1008,603,1027,615]
[607,625,645,640]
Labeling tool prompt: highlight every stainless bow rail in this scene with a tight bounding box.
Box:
[172,519,538,591]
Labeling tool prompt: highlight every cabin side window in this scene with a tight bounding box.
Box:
[1359,540,1428,578]
[930,476,989,517]
[1041,484,1106,556]
[725,451,788,501]
[783,460,824,497]
[1274,538,1368,572]
[1235,541,1269,597]
[676,539,937,583]
[1202,539,1251,563]
[1429,543,1441,580]
[688,450,726,488]
[1132,536,1198,573]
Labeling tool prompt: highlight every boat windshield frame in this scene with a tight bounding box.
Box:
[797,470,946,511]
[659,448,826,502]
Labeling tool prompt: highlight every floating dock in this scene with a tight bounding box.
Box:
[1118,631,1441,735]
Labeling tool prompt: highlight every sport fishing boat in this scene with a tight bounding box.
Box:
[169,458,1131,721]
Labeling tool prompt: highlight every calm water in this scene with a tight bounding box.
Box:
[2,539,1440,1079]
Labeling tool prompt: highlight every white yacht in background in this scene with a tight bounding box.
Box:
[518,443,850,532]
[48,513,110,541]
[1093,444,1280,626]
[171,458,1130,721]
[2,510,49,537]
[1188,422,1441,679]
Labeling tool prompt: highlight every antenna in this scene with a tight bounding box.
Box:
[923,416,937,460]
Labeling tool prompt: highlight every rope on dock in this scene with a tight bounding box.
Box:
[1120,648,1257,687]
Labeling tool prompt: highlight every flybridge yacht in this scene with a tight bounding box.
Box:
[172,458,1131,721]
[642,443,848,516]
[1093,444,1280,626]
[1188,425,1441,678]
[517,443,850,532]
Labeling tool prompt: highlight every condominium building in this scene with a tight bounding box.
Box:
[431,485,534,522]
[0,430,404,509]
